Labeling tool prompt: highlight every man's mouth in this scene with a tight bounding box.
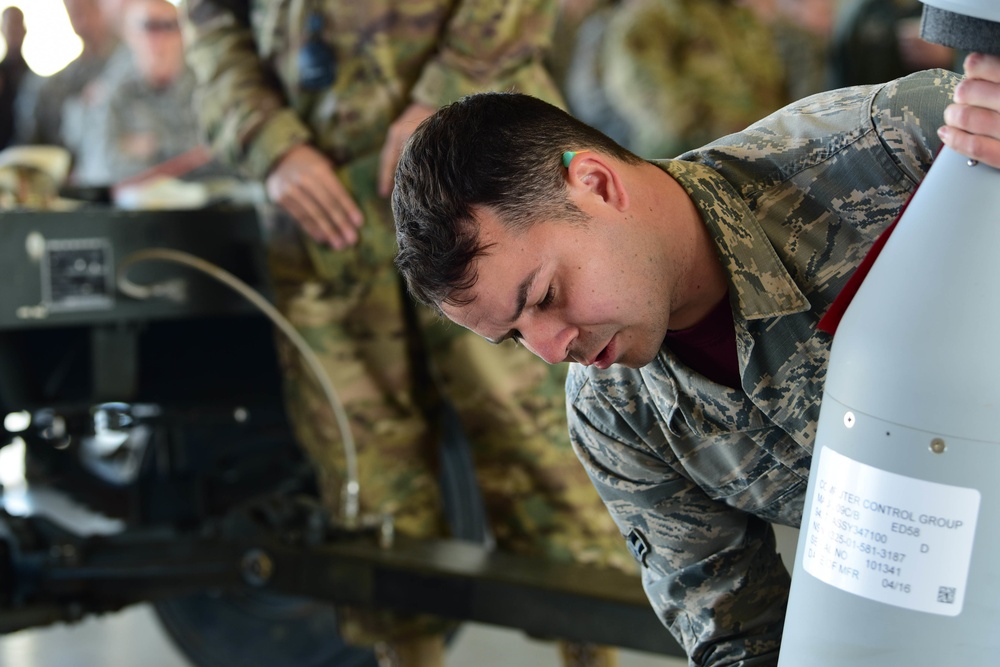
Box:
[593,335,617,370]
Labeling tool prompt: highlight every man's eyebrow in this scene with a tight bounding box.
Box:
[484,267,539,345]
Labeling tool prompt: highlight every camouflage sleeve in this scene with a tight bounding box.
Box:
[869,68,957,183]
[178,0,310,180]
[410,0,563,107]
[567,393,789,666]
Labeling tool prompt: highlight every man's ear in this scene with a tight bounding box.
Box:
[565,152,629,212]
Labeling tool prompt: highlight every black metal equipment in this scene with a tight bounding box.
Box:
[0,206,683,664]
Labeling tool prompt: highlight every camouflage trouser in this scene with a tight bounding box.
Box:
[262,154,633,645]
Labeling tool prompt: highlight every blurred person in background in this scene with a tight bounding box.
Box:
[178,1,633,666]
[15,0,119,150]
[548,0,616,101]
[759,0,836,100]
[565,0,813,158]
[72,0,205,185]
[0,6,27,149]
[560,0,632,148]
[828,0,957,88]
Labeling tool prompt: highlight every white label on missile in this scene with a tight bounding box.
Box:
[802,446,980,615]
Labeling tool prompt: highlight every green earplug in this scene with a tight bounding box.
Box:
[562,150,590,168]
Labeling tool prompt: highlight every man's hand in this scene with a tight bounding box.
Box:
[265,144,364,249]
[939,53,1000,169]
[378,102,436,197]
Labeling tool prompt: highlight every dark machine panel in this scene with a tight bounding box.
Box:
[42,237,115,312]
[1,207,266,330]
[0,206,297,526]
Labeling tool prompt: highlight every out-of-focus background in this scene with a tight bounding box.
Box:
[1,0,81,76]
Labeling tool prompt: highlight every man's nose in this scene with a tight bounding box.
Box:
[521,318,575,365]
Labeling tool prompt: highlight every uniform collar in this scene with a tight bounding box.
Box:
[657,158,810,320]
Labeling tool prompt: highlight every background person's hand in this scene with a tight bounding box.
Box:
[896,18,954,71]
[939,53,1000,169]
[265,144,364,249]
[378,102,436,197]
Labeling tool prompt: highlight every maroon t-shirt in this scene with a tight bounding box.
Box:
[663,294,741,389]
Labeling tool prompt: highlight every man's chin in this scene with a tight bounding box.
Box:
[621,340,661,369]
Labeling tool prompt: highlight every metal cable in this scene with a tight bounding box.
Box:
[116,247,360,527]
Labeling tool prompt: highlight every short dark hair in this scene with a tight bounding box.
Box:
[392,92,642,312]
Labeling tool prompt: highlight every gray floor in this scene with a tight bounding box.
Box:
[0,608,683,667]
[0,441,798,667]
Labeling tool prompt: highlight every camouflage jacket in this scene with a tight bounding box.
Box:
[178,0,561,180]
[567,69,957,666]
[600,0,788,158]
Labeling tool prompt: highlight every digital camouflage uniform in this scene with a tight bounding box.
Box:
[567,69,957,666]
[178,0,633,647]
[73,68,203,184]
